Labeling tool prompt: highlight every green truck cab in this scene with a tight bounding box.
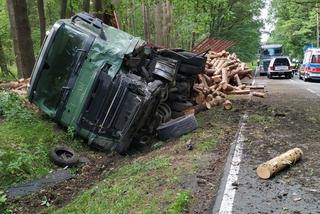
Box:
[28,13,205,153]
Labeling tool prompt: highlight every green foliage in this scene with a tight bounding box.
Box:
[268,0,318,59]
[0,91,33,120]
[0,91,83,188]
[116,0,263,61]
[166,191,191,214]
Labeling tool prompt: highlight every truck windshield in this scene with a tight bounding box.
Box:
[262,47,282,56]
[32,24,89,116]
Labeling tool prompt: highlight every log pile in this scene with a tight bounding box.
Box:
[0,78,30,95]
[190,50,265,113]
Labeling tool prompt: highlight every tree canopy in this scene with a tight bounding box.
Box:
[268,0,319,59]
[0,0,265,78]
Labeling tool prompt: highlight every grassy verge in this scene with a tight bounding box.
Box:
[51,108,234,214]
[0,91,84,189]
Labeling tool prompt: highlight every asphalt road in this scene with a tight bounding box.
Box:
[212,75,320,214]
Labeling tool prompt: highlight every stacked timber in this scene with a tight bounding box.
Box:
[191,50,253,111]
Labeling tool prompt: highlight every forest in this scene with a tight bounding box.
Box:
[0,0,264,79]
[269,0,320,59]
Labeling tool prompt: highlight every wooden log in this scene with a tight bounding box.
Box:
[206,94,214,102]
[203,74,213,86]
[195,92,205,104]
[217,91,226,98]
[0,82,20,89]
[247,85,265,89]
[221,68,228,84]
[212,75,222,84]
[206,95,224,108]
[222,82,236,92]
[209,84,219,93]
[198,74,209,88]
[234,74,242,86]
[252,92,266,98]
[205,68,215,76]
[185,103,207,114]
[238,85,247,90]
[256,148,303,179]
[227,89,251,95]
[214,84,223,93]
[213,59,222,68]
[223,100,232,110]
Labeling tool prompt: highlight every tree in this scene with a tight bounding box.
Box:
[94,0,103,20]
[83,0,90,12]
[37,0,46,44]
[0,36,9,75]
[142,3,150,42]
[269,0,318,59]
[61,0,67,18]
[6,0,35,78]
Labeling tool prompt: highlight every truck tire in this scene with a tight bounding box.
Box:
[156,114,198,140]
[169,100,193,112]
[49,146,79,167]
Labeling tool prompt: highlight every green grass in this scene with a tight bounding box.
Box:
[167,191,191,214]
[0,91,83,189]
[247,114,274,125]
[52,109,231,214]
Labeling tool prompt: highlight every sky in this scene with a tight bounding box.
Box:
[260,0,274,43]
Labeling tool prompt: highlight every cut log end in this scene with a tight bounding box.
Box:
[256,148,303,179]
[256,165,272,179]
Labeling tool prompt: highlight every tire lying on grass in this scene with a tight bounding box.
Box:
[49,146,79,167]
[156,114,198,140]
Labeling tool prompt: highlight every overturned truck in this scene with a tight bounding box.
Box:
[28,13,206,153]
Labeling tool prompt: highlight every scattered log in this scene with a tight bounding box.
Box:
[248,85,265,89]
[223,100,232,110]
[252,92,266,98]
[0,82,20,89]
[256,148,303,179]
[227,89,251,95]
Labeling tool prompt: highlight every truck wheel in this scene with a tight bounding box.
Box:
[49,146,79,167]
[156,114,198,140]
[169,100,193,112]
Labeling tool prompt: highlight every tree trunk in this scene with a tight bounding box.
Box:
[142,3,150,42]
[37,0,46,45]
[7,0,35,78]
[94,0,103,20]
[155,3,162,46]
[60,0,67,18]
[0,37,9,75]
[83,0,90,12]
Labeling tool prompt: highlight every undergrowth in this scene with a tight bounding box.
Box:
[0,91,81,189]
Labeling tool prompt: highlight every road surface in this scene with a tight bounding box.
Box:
[213,75,320,214]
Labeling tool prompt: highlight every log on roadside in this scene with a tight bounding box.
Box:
[256,148,303,179]
[252,92,266,98]
[223,100,232,110]
[248,85,265,89]
[227,89,251,95]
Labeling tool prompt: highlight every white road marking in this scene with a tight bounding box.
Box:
[307,88,320,97]
[218,113,248,214]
